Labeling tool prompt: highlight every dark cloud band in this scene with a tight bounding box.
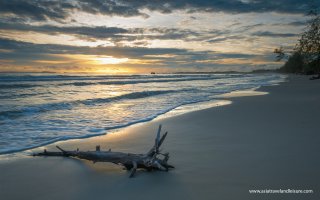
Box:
[0,0,315,22]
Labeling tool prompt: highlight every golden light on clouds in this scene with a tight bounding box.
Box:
[34,60,72,64]
[52,54,165,67]
[57,54,129,65]
[94,56,129,65]
[94,67,134,74]
[0,49,14,53]
[0,0,307,73]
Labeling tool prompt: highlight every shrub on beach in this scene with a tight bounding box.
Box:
[278,52,305,74]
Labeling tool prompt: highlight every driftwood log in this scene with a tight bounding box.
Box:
[33,125,174,177]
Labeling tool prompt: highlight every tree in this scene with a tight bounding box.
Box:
[275,4,320,74]
[279,52,304,73]
[297,5,320,73]
[273,47,286,61]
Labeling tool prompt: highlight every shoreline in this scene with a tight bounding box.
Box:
[1,75,319,200]
[0,77,284,157]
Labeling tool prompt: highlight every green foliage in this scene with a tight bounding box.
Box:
[273,47,285,61]
[277,4,320,74]
[279,52,304,73]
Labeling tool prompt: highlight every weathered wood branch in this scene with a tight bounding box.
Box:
[33,125,174,177]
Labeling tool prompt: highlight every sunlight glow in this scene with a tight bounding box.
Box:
[94,56,129,65]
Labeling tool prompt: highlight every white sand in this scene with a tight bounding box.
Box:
[0,75,319,200]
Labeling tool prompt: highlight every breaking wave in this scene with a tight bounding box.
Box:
[0,89,193,120]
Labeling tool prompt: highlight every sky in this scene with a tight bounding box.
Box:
[0,0,317,74]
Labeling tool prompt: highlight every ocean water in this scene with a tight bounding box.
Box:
[0,73,286,154]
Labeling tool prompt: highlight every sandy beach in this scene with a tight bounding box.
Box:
[0,75,319,200]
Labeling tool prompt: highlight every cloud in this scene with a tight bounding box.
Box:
[0,0,315,22]
[286,21,307,26]
[0,37,188,59]
[0,1,305,73]
[77,0,148,18]
[252,31,298,37]
[0,0,74,22]
[206,36,245,43]
[0,22,229,43]
[1,20,300,49]
[0,37,275,72]
[0,22,129,40]
[90,0,315,15]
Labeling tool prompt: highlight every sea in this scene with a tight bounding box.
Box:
[0,73,286,154]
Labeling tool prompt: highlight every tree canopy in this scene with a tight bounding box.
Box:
[275,5,320,74]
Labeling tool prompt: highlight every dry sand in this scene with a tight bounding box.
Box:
[0,75,319,200]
